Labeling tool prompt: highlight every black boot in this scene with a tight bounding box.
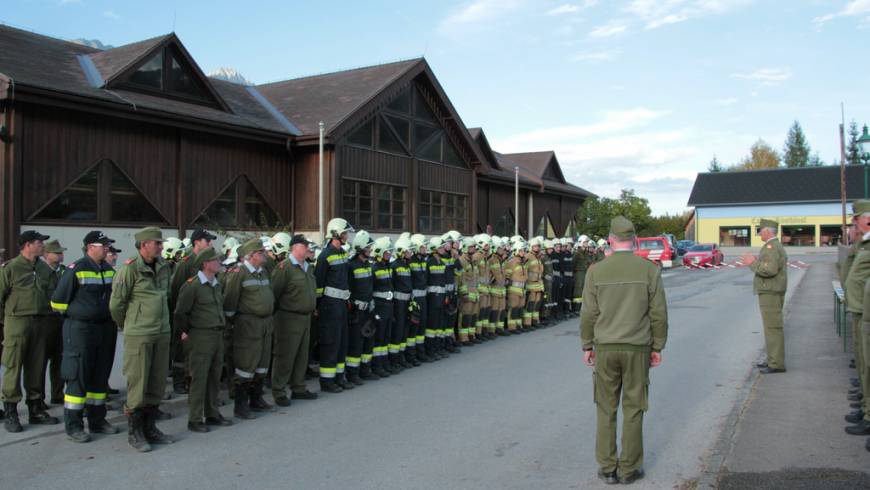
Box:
[387,354,402,374]
[359,363,380,380]
[86,404,118,435]
[346,368,365,385]
[65,409,90,443]
[27,400,59,425]
[404,350,421,367]
[417,345,433,363]
[127,410,151,452]
[846,410,865,424]
[372,357,391,378]
[249,378,274,412]
[319,379,343,393]
[336,373,355,390]
[234,383,256,419]
[143,406,175,444]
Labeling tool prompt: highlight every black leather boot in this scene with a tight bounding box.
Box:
[359,363,380,380]
[346,368,365,385]
[249,378,274,412]
[336,374,355,390]
[126,410,151,452]
[143,406,175,444]
[65,408,90,443]
[27,400,59,425]
[86,404,118,434]
[234,383,255,419]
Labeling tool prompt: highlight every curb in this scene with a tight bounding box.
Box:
[695,265,809,488]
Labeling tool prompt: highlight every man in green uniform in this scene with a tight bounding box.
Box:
[581,217,668,485]
[109,227,175,452]
[174,247,233,433]
[223,238,275,418]
[844,201,870,438]
[741,219,788,374]
[40,239,67,407]
[1,230,60,432]
[271,235,318,406]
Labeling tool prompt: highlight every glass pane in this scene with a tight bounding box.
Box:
[379,187,391,201]
[243,179,279,228]
[359,198,372,212]
[420,204,430,217]
[419,217,430,231]
[359,212,372,227]
[386,115,410,149]
[379,197,390,214]
[413,123,440,152]
[393,187,405,200]
[432,217,441,231]
[343,180,356,196]
[418,135,441,162]
[195,182,236,227]
[387,88,410,113]
[110,165,164,223]
[169,53,205,98]
[393,215,405,229]
[414,87,436,123]
[377,116,406,154]
[129,51,163,89]
[342,196,355,213]
[378,214,390,229]
[347,119,374,147]
[35,165,99,221]
[359,182,372,198]
[443,138,464,167]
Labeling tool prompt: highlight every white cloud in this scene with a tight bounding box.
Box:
[439,0,522,34]
[624,0,752,30]
[588,20,628,38]
[548,4,580,15]
[571,49,619,62]
[713,97,739,106]
[645,13,689,29]
[102,10,120,20]
[814,0,870,24]
[730,67,792,83]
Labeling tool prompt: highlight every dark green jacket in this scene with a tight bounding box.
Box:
[223,261,274,318]
[750,238,788,295]
[272,257,316,314]
[0,255,52,318]
[580,250,668,352]
[846,236,870,314]
[109,254,173,335]
[173,272,226,333]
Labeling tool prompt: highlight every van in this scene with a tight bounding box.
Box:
[634,237,673,268]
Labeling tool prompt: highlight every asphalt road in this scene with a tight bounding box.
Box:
[0,257,817,489]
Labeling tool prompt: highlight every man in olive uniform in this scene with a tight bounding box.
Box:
[1,230,60,432]
[174,247,233,432]
[581,216,668,484]
[40,239,67,407]
[573,240,591,313]
[844,201,870,437]
[270,235,318,405]
[51,231,119,443]
[223,238,275,417]
[741,219,788,374]
[109,227,175,451]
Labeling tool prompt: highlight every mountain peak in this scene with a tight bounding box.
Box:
[207,67,251,86]
[71,38,113,50]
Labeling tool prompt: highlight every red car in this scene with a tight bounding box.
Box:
[634,237,674,268]
[682,243,724,267]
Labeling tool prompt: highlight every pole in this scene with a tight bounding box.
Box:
[840,102,848,244]
[514,166,519,236]
[318,121,325,241]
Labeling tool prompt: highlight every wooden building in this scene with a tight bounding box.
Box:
[0,25,591,251]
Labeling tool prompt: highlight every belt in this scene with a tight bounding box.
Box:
[394,292,411,301]
[373,291,394,300]
[353,300,371,311]
[552,271,562,277]
[324,287,351,300]
[427,286,446,294]
[564,272,574,277]
[511,281,525,289]
[412,289,427,298]
[445,284,455,292]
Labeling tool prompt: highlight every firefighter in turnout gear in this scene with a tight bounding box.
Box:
[222,238,275,419]
[560,238,574,316]
[525,238,545,329]
[371,237,396,376]
[504,241,528,334]
[489,237,508,336]
[50,231,119,442]
[315,218,354,393]
[458,238,479,346]
[441,232,461,354]
[391,237,415,369]
[425,237,448,359]
[347,230,375,383]
[409,234,432,363]
[475,234,495,340]
[542,240,556,325]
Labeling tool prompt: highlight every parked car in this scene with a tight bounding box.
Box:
[660,233,677,252]
[676,239,695,256]
[682,243,724,267]
[635,237,674,268]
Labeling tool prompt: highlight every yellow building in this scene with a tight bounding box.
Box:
[687,166,862,248]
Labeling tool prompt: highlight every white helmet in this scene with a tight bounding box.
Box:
[544,239,554,249]
[429,236,445,252]
[510,235,523,244]
[597,238,607,247]
[529,237,544,248]
[326,217,354,240]
[222,244,240,266]
[259,236,274,253]
[474,234,491,250]
[372,236,393,258]
[271,232,292,256]
[579,234,589,244]
[162,237,184,260]
[398,232,411,242]
[410,233,427,251]
[514,240,528,253]
[221,237,240,256]
[461,237,477,253]
[395,236,413,255]
[352,230,374,252]
[182,237,192,249]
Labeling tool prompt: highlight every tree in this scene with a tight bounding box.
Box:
[782,121,811,168]
[613,189,652,233]
[847,120,862,165]
[732,139,780,170]
[575,196,614,239]
[708,155,723,172]
[808,152,824,167]
[647,211,692,239]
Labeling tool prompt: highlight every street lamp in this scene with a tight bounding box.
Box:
[858,124,870,198]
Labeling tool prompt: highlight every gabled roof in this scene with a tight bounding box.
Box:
[256,59,421,136]
[88,34,171,85]
[467,127,497,171]
[687,165,863,206]
[502,150,567,184]
[0,25,290,137]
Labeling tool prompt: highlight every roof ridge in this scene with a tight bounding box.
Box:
[0,22,100,53]
[257,57,423,87]
[699,165,838,175]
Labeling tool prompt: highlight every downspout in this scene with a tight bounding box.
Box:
[318,121,325,241]
[514,166,519,237]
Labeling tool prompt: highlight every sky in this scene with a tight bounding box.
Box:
[3,0,870,214]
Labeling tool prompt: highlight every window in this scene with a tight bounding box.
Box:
[781,225,815,247]
[536,215,556,238]
[32,160,166,225]
[719,226,750,247]
[377,115,406,155]
[193,175,281,229]
[419,190,467,233]
[387,89,410,113]
[342,179,406,231]
[120,44,213,105]
[494,210,515,237]
[129,50,163,89]
[347,119,374,148]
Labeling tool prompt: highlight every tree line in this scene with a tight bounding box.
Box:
[707,120,831,172]
[575,189,691,241]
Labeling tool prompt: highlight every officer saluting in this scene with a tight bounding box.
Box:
[109,226,175,452]
[51,231,119,443]
[581,217,668,485]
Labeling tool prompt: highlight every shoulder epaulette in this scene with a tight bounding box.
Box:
[68,262,77,269]
[124,258,135,265]
[182,255,192,262]
[229,267,240,273]
[278,261,286,269]
[186,277,195,283]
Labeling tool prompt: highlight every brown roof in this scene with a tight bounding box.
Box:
[89,34,171,84]
[256,59,422,136]
[0,25,289,136]
[502,151,558,180]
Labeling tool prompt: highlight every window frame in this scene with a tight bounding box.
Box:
[341,178,407,232]
[192,175,283,231]
[418,189,468,234]
[117,45,222,109]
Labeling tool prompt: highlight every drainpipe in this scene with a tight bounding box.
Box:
[514,166,519,236]
[318,121,325,241]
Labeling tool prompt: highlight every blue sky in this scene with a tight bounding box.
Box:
[4,0,870,214]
